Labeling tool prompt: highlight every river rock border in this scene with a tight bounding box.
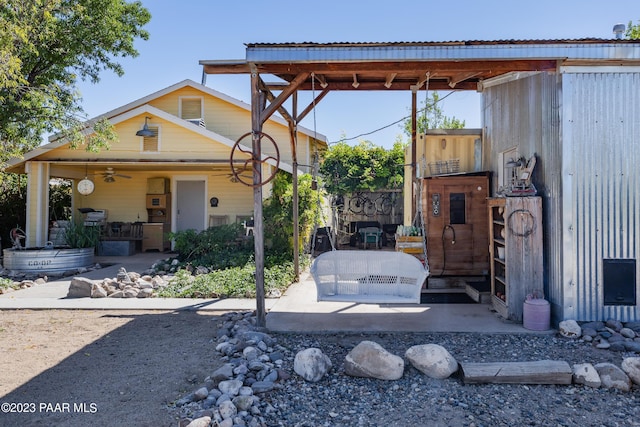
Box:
[173,312,640,427]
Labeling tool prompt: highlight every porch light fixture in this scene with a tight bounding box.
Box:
[135,117,155,137]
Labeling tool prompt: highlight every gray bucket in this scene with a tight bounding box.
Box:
[2,247,94,274]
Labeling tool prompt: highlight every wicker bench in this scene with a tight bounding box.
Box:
[311,250,428,304]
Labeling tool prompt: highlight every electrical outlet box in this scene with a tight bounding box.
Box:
[432,193,440,216]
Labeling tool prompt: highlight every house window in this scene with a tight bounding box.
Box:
[180,97,204,127]
[141,127,159,152]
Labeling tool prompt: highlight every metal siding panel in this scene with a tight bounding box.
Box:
[483,73,565,321]
[485,71,640,322]
[568,72,640,321]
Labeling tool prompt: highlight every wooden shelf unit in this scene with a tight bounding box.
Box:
[145,193,171,251]
[488,197,543,321]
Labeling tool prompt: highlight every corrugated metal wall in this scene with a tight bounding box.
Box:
[484,70,640,322]
[564,71,640,321]
[482,72,563,321]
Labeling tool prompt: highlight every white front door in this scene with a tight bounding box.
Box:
[176,180,206,232]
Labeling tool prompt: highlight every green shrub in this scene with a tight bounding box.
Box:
[63,221,100,249]
[157,260,296,299]
[168,223,253,270]
[0,277,17,291]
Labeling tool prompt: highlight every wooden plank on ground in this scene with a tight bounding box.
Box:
[460,360,572,385]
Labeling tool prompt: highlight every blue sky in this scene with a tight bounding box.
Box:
[77,0,639,148]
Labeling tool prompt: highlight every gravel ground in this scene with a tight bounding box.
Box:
[256,332,640,427]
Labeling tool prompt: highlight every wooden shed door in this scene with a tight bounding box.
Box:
[423,175,489,276]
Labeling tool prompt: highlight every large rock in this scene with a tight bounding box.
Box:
[558,320,582,339]
[344,341,404,381]
[405,344,459,379]
[90,283,107,298]
[185,416,212,427]
[572,363,601,388]
[67,277,94,298]
[218,379,243,396]
[293,348,332,382]
[621,357,640,385]
[218,400,237,420]
[594,363,632,392]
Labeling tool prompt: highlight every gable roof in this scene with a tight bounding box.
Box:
[64,79,325,143]
[7,79,327,173]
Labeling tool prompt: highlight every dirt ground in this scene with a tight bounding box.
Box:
[0,309,224,427]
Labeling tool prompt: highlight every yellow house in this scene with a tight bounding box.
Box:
[5,79,327,251]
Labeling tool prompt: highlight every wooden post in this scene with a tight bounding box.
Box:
[251,71,266,328]
[410,86,418,222]
[290,92,300,281]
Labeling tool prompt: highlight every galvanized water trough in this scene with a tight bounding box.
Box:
[2,247,94,274]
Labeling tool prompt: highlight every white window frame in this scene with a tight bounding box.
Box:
[498,146,519,189]
[139,123,161,153]
[179,96,204,121]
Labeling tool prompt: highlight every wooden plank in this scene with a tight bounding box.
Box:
[460,360,572,385]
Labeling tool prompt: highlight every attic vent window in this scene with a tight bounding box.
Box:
[141,127,159,152]
[181,97,204,127]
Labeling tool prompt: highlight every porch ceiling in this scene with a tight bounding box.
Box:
[46,160,243,180]
[201,59,558,91]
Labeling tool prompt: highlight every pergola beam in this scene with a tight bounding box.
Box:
[259,72,309,124]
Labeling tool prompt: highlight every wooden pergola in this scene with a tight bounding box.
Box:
[200,41,559,326]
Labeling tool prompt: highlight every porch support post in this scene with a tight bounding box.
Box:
[410,86,418,222]
[24,161,51,247]
[251,71,266,328]
[290,91,300,281]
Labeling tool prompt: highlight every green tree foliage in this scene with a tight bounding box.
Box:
[263,172,322,257]
[0,0,151,166]
[626,20,640,39]
[403,92,465,137]
[0,173,27,248]
[0,175,72,248]
[320,140,405,195]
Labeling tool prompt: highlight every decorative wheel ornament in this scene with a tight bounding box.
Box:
[230,132,280,187]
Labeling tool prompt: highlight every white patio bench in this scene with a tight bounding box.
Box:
[310,250,428,304]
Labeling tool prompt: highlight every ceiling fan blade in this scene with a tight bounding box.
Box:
[114,174,132,179]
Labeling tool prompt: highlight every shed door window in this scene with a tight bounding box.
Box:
[450,193,466,224]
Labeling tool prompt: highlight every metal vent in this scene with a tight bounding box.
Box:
[186,118,205,128]
[603,259,636,305]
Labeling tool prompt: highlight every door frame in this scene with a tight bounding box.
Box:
[171,175,208,234]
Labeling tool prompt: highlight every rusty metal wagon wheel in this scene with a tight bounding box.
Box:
[229,132,280,187]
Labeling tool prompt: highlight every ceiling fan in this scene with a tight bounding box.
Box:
[211,166,252,183]
[97,167,132,183]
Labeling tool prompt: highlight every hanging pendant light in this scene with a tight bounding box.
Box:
[135,117,155,137]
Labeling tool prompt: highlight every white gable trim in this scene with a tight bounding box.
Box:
[82,79,325,142]
[25,104,291,174]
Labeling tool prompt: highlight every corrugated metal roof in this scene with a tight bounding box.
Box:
[245,40,640,63]
[246,39,639,47]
